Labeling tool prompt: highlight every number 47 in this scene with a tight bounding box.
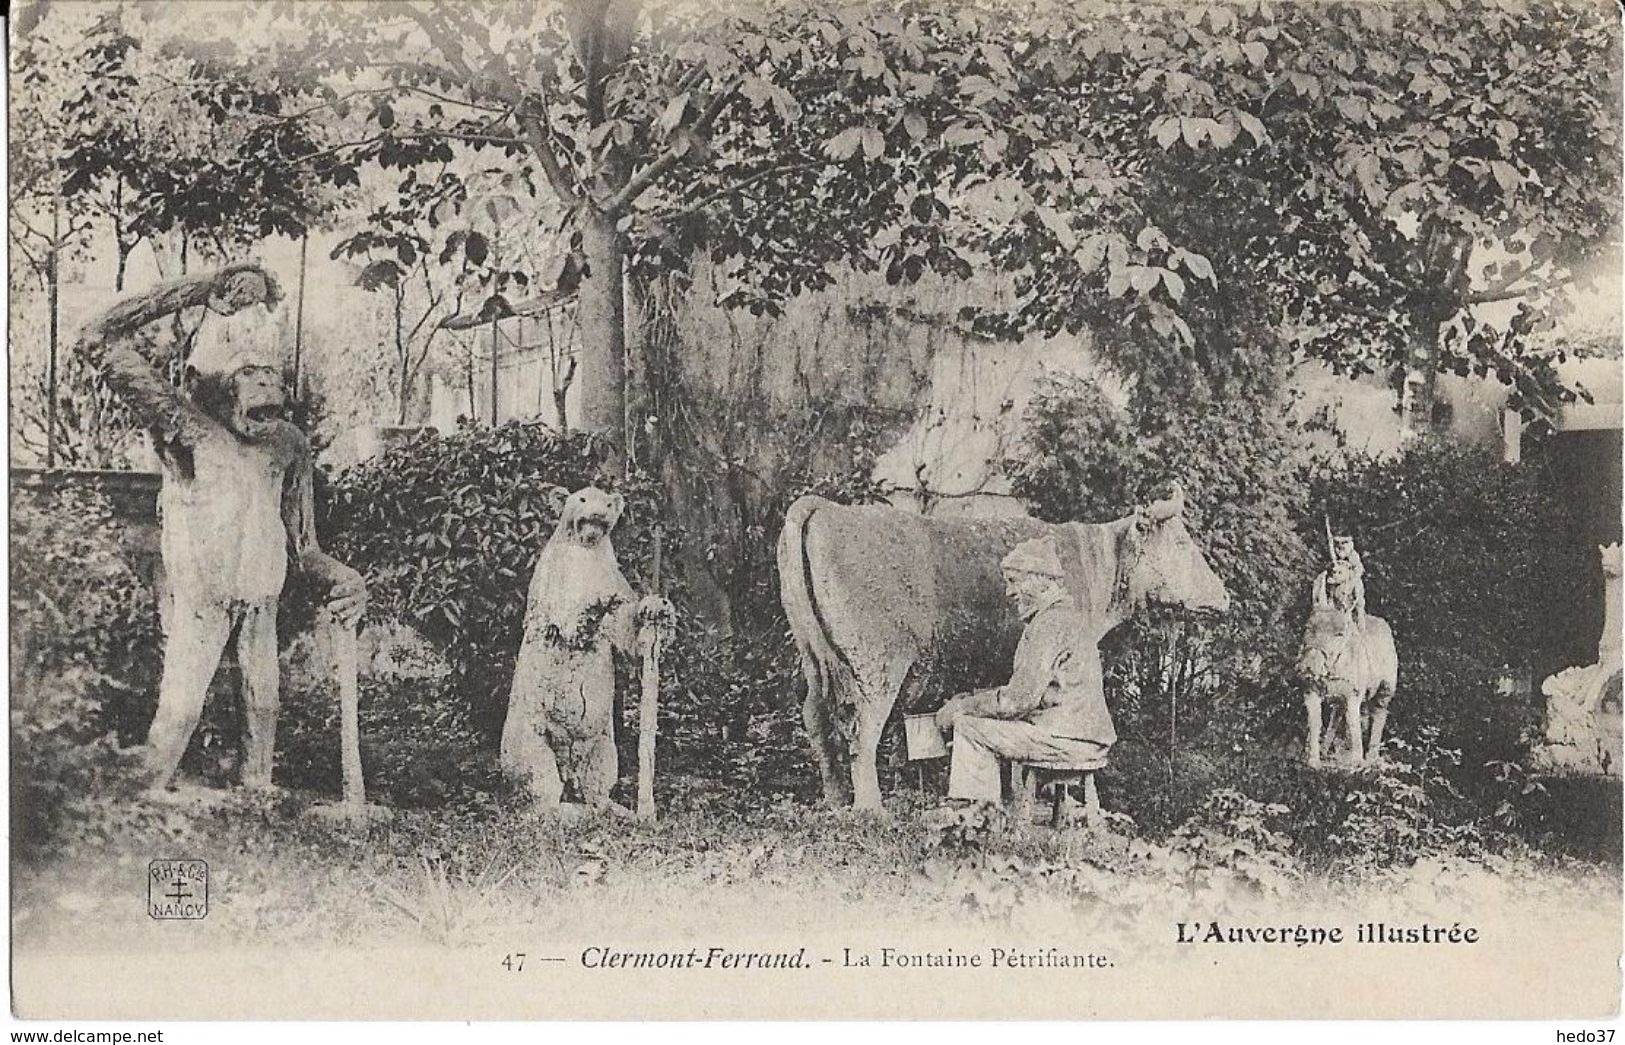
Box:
[502,954,526,972]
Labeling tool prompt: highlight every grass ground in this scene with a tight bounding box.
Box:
[13,779,1621,959]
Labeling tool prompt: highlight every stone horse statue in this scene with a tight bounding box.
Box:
[1298,572,1398,768]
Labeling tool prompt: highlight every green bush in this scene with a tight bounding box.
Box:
[10,484,158,846]
[10,483,163,734]
[659,622,817,806]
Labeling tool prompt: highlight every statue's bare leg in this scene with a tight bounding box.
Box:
[236,602,281,790]
[1305,693,1324,767]
[145,597,233,793]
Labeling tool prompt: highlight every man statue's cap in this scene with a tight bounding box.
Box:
[189,306,286,377]
[1002,537,1065,579]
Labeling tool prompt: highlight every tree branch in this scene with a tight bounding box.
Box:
[516,109,581,204]
[604,82,739,216]
[402,1,477,84]
[655,157,824,221]
[1464,272,1575,307]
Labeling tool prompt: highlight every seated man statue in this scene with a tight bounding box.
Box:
[934,536,1115,805]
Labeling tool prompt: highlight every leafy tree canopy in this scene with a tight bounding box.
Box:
[114,0,1625,420]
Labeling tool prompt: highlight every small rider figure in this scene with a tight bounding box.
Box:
[1324,533,1367,626]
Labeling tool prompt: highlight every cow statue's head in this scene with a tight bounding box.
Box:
[1118,483,1231,614]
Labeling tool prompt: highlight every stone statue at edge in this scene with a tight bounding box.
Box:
[1533,544,1623,777]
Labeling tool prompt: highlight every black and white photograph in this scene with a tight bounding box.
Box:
[6,0,1623,1023]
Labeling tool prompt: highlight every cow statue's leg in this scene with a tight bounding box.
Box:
[799,665,853,807]
[850,706,887,811]
[848,660,909,812]
[1305,689,1324,768]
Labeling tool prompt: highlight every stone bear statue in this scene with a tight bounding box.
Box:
[501,486,672,810]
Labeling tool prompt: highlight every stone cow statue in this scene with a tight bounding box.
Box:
[1298,573,1399,768]
[777,485,1231,810]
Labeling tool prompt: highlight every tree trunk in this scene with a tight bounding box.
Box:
[45,196,59,469]
[394,286,410,426]
[490,317,500,423]
[1399,316,1443,438]
[576,209,626,459]
[293,231,307,399]
[1400,219,1473,439]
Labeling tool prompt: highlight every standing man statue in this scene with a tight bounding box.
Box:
[934,537,1115,804]
[79,264,367,798]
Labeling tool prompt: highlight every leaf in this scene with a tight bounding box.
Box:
[1174,249,1216,284]
[1073,235,1107,274]
[903,111,927,141]
[1161,267,1187,302]
[1335,96,1369,124]
[358,259,401,289]
[1353,151,1384,204]
[1130,266,1161,293]
[1152,115,1181,150]
[1490,160,1522,193]
[1181,116,1205,149]
[944,123,985,147]
[1036,205,1076,250]
[465,231,489,266]
[660,92,690,134]
[376,103,395,130]
[859,126,885,160]
[1235,109,1267,146]
[823,127,865,160]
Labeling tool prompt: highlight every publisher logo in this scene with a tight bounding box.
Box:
[148,859,208,920]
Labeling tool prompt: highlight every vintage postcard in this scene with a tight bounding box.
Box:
[8,0,1622,1023]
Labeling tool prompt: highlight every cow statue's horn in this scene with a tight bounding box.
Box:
[1144,482,1185,523]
